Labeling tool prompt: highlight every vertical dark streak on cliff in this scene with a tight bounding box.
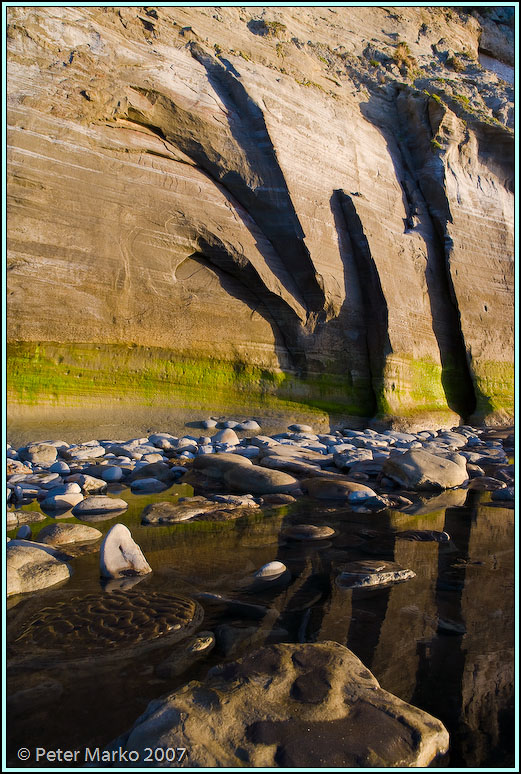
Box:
[329,192,377,417]
[333,189,391,408]
[188,43,327,320]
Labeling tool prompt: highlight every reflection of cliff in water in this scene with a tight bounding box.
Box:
[268,497,514,767]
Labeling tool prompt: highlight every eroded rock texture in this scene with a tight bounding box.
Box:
[6,7,514,425]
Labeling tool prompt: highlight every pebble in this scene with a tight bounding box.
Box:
[254,561,287,579]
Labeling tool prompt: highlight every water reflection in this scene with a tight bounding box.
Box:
[6,488,514,767]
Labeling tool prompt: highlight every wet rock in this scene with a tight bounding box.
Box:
[336,559,415,588]
[72,495,128,517]
[209,493,259,507]
[141,498,218,524]
[108,642,448,767]
[224,466,299,495]
[37,522,102,546]
[283,524,335,541]
[383,449,468,490]
[260,493,296,505]
[467,476,507,491]
[130,477,169,493]
[100,523,152,578]
[7,542,72,596]
[491,486,514,502]
[260,455,323,476]
[301,477,377,500]
[16,524,32,539]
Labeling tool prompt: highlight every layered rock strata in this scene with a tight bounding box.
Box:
[6,6,514,425]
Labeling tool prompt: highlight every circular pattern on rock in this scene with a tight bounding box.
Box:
[283,524,336,541]
[12,590,203,655]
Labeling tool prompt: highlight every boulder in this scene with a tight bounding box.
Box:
[109,642,448,767]
[39,492,84,510]
[192,452,252,480]
[130,477,169,493]
[7,542,71,596]
[99,523,152,578]
[37,522,102,546]
[382,449,468,490]
[301,477,377,500]
[211,428,240,445]
[224,466,299,495]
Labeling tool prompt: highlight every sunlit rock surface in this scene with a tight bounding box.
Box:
[6,7,513,425]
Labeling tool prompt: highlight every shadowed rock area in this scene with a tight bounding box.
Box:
[6,6,513,426]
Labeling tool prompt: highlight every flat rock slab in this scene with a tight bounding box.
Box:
[109,642,448,767]
[7,542,71,596]
[336,560,416,588]
[37,523,102,546]
[72,495,128,517]
[383,449,468,490]
[141,498,220,524]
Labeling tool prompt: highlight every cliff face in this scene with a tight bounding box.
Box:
[6,6,514,426]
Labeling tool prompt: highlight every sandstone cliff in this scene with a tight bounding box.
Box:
[6,6,515,427]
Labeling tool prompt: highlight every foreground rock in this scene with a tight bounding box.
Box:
[100,524,152,578]
[383,450,468,490]
[7,542,71,596]
[109,642,449,766]
[7,510,46,529]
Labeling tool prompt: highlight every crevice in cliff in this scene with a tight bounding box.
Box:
[333,189,390,415]
[357,87,476,420]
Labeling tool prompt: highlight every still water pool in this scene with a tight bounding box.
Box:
[7,482,515,768]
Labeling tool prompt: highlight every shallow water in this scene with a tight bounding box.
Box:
[6,479,515,768]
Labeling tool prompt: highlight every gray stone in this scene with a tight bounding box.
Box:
[224,466,299,495]
[192,452,253,480]
[491,486,514,501]
[65,473,108,493]
[382,449,468,490]
[16,525,32,539]
[72,495,128,517]
[6,510,46,529]
[61,444,105,461]
[109,642,448,767]
[100,523,152,578]
[211,428,240,445]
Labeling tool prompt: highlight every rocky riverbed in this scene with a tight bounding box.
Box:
[6,418,515,767]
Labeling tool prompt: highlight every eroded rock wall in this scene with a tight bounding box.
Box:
[6,6,514,425]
